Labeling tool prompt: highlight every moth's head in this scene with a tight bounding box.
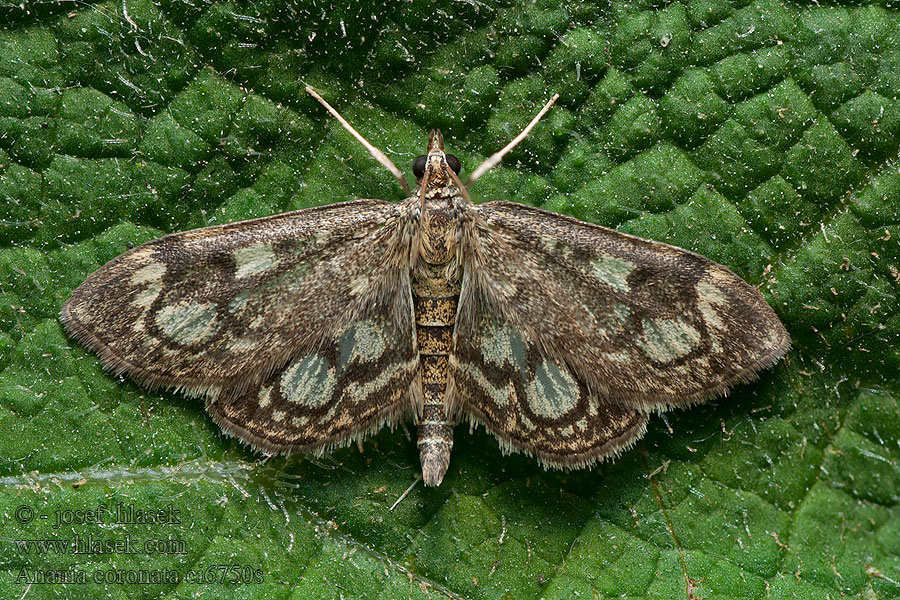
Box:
[412,129,462,184]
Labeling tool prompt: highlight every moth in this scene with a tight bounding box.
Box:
[61,87,790,487]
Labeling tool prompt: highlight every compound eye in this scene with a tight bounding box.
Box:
[446,154,462,174]
[412,155,427,178]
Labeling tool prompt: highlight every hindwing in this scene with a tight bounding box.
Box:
[449,315,648,467]
[207,305,419,453]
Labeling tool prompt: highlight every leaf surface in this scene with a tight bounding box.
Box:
[2,1,899,598]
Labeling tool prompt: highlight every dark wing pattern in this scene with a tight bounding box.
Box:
[449,201,789,467]
[62,199,420,452]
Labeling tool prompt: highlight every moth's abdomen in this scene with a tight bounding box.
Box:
[412,263,460,486]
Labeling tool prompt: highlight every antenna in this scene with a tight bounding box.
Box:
[466,94,560,187]
[306,86,411,196]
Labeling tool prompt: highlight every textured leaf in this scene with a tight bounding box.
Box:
[2,1,899,598]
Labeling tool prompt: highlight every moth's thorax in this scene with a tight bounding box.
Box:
[415,142,467,266]
[417,191,463,265]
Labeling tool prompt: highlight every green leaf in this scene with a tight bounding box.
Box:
[3,1,899,598]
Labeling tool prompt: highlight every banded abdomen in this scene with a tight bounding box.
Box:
[412,261,460,486]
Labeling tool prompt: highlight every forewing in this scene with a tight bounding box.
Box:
[61,200,415,402]
[457,201,789,413]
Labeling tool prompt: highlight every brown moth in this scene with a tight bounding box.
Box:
[61,88,790,486]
